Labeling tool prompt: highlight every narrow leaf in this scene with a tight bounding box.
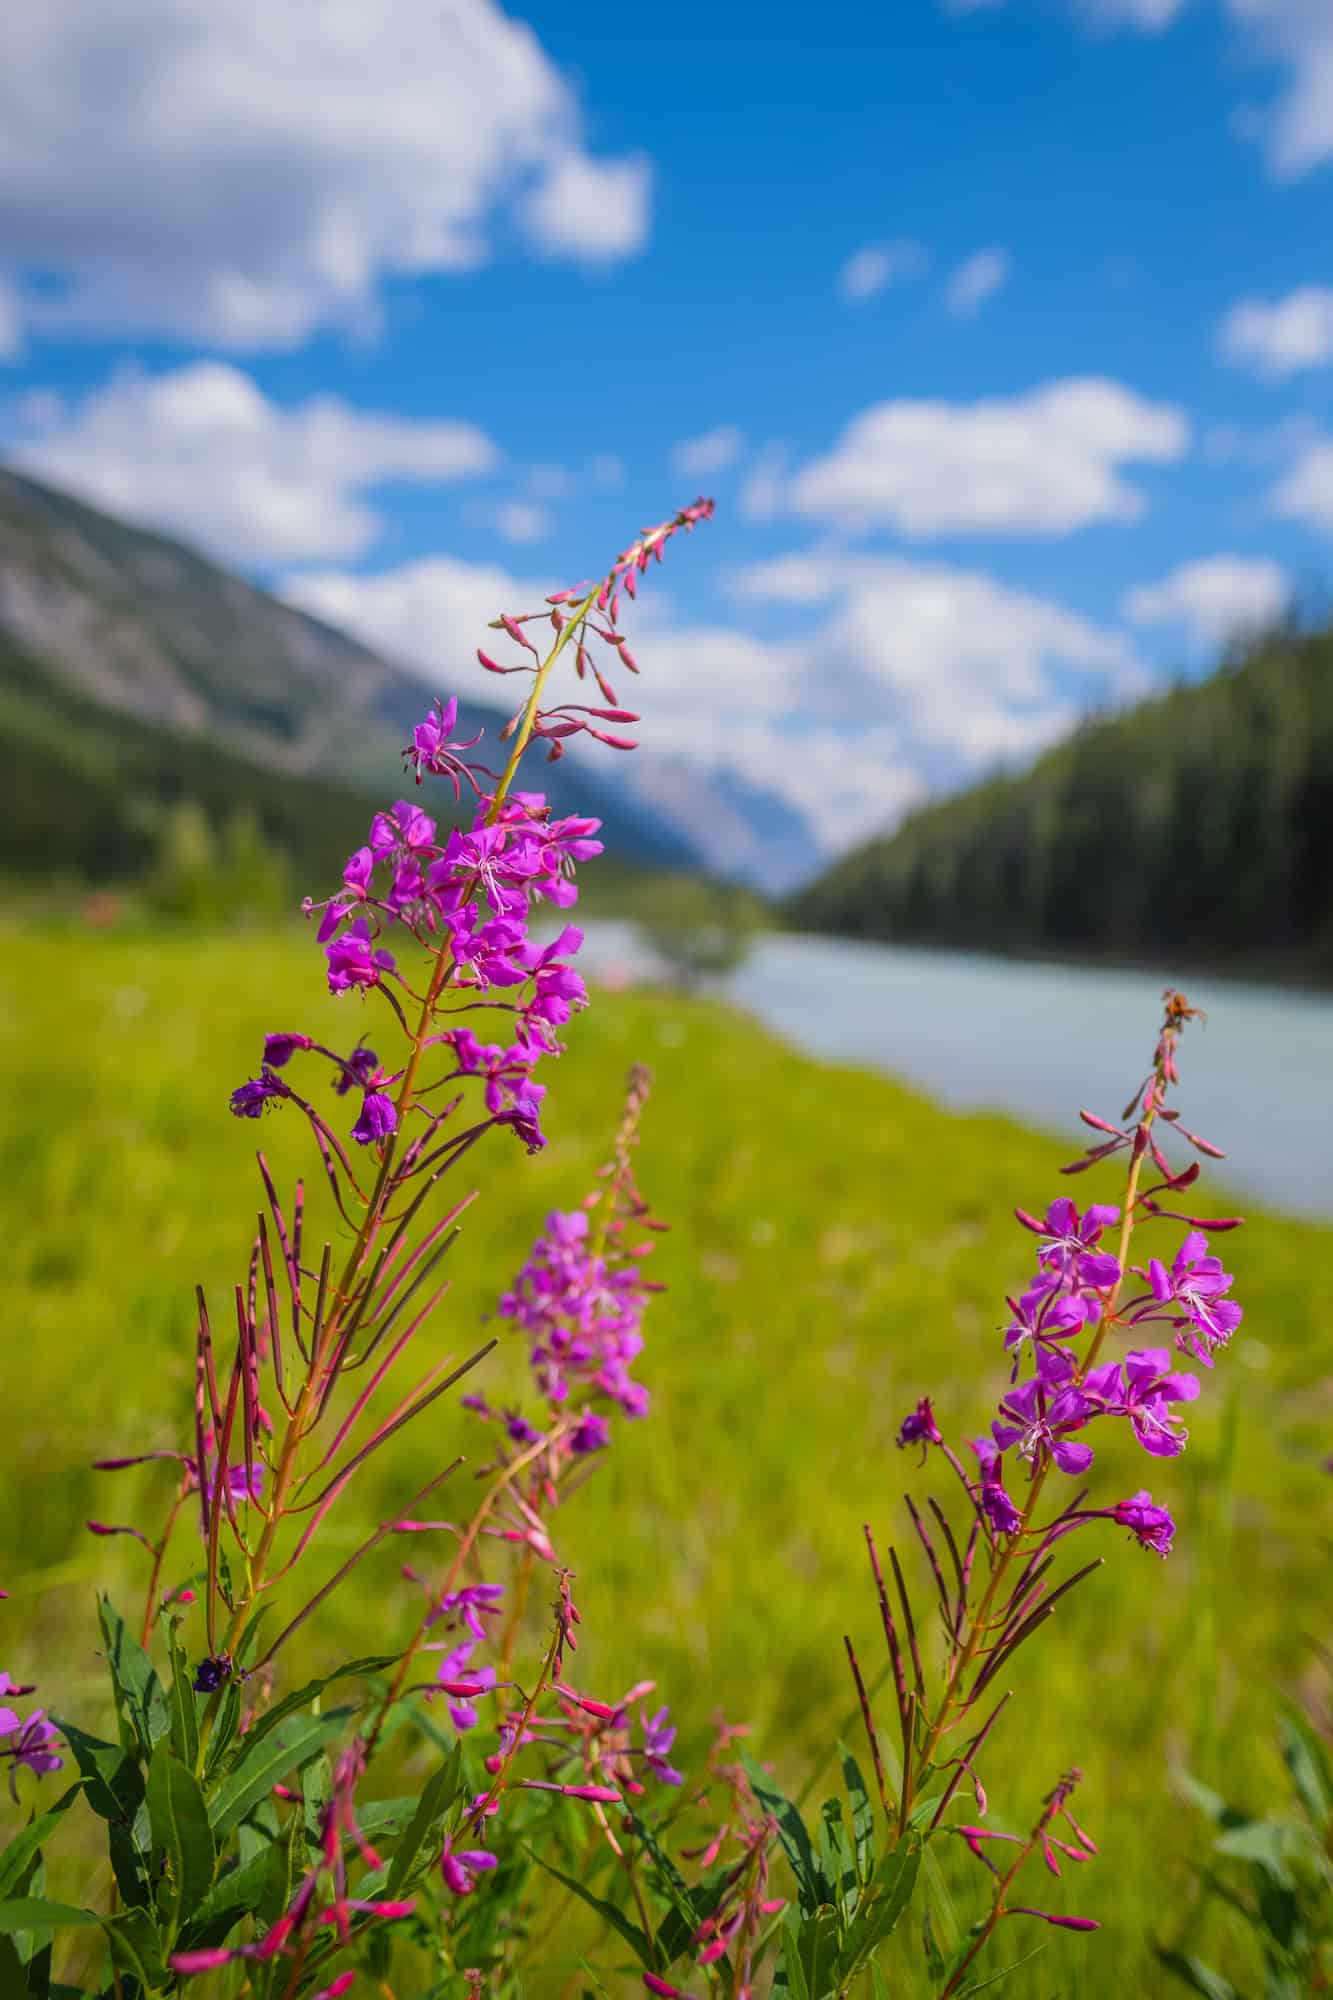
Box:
[741,1748,824,1916]
[97,1598,169,1756]
[0,1901,100,1932]
[146,1741,216,1932]
[222,1656,398,1777]
[385,1748,462,1897]
[209,1711,350,1840]
[839,1744,875,1885]
[0,1789,83,1902]
[526,1848,656,1969]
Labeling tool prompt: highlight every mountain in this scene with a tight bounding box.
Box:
[0,464,705,883]
[788,624,1333,978]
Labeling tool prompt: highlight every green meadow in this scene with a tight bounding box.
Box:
[3,923,1328,1995]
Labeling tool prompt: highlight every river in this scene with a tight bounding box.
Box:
[576,924,1333,1220]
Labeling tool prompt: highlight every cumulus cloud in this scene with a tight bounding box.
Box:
[734,550,1143,761]
[1222,287,1333,377]
[8,362,498,566]
[284,539,1144,857]
[1123,555,1291,646]
[1269,434,1333,535]
[670,426,746,479]
[837,240,926,304]
[0,0,651,351]
[944,246,1011,318]
[782,378,1189,538]
[491,500,555,543]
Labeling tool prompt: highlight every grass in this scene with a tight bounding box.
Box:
[2,919,1328,1995]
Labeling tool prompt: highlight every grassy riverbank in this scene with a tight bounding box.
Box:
[3,922,1328,1994]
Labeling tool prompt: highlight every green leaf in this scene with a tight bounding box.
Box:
[52,1720,144,1826]
[818,1798,857,1926]
[0,1902,100,1932]
[792,1909,840,2000]
[834,1836,922,1986]
[209,1710,350,1840]
[741,1748,824,1917]
[181,1848,274,1946]
[839,1744,876,1885]
[201,1680,242,1785]
[1277,1700,1333,1829]
[97,1598,169,1757]
[0,1788,83,1902]
[1213,1818,1311,1887]
[222,1655,397,1778]
[385,1748,462,1898]
[166,1635,200,1773]
[526,1848,656,1970]
[956,1942,1049,1995]
[624,1810,697,1936]
[301,1755,333,1865]
[257,1817,301,1928]
[145,1741,216,1933]
[780,1910,812,2000]
[103,1906,168,1992]
[1175,1769,1249,1831]
[1155,1946,1245,2000]
[654,1860,734,1968]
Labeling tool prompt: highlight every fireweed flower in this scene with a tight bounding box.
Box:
[229,1068,290,1119]
[1017,1197,1122,1290]
[992,1352,1096,1474]
[440,1835,499,1896]
[969,1437,1023,1535]
[1113,1492,1175,1556]
[431,1583,504,1642]
[1083,1348,1200,1458]
[403,696,483,794]
[1134,1231,1242,1365]
[0,1682,62,1797]
[325,917,397,995]
[351,1089,397,1146]
[897,1397,942,1459]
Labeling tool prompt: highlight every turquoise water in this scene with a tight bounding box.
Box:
[580,924,1333,1217]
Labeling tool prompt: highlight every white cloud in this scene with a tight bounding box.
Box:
[492,500,555,543]
[0,277,21,360]
[590,454,625,490]
[0,0,651,351]
[1123,555,1291,645]
[783,378,1189,538]
[281,538,1143,859]
[1269,434,1333,535]
[1221,287,1333,377]
[734,550,1143,762]
[944,246,1011,318]
[739,445,790,523]
[1227,0,1333,178]
[519,150,652,263]
[670,426,746,479]
[9,361,498,566]
[525,463,575,502]
[838,240,926,304]
[1079,0,1189,24]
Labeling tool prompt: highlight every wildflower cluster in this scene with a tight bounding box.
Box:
[0,490,1255,2000]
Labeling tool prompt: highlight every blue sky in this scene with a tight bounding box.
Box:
[3,0,1332,874]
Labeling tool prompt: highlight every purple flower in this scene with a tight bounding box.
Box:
[1019,1198,1122,1290]
[404,698,483,797]
[1003,1283,1086,1372]
[192,1656,231,1694]
[439,1835,498,1896]
[432,1583,504,1642]
[263,1032,313,1068]
[1083,1348,1199,1458]
[325,918,397,994]
[970,1437,1023,1535]
[1139,1232,1242,1365]
[333,1046,380,1096]
[229,1068,289,1119]
[1112,1491,1175,1557]
[435,1642,497,1731]
[504,1410,545,1446]
[570,1411,611,1455]
[992,1364,1096,1476]
[641,1705,683,1786]
[342,846,374,898]
[897,1397,942,1455]
[351,1090,397,1146]
[0,1707,62,1796]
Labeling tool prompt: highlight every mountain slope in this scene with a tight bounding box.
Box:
[0,464,703,873]
[788,625,1333,976]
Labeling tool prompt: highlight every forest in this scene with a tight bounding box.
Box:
[789,624,1333,977]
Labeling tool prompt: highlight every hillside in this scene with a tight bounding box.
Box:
[0,464,703,881]
[789,623,1333,977]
